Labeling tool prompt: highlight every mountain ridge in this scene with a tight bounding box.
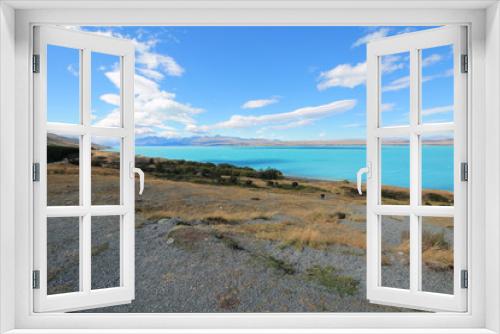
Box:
[135,135,368,146]
[135,135,452,146]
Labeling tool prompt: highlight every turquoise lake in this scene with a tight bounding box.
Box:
[130,145,454,191]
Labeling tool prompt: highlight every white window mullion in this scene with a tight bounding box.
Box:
[81,214,91,293]
[409,48,420,293]
[365,42,379,300]
[81,47,92,294]
[121,49,135,295]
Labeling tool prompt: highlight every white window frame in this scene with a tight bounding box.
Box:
[0,1,499,333]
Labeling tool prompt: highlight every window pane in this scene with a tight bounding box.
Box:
[381,215,410,290]
[47,132,80,206]
[421,133,454,206]
[91,216,121,290]
[381,137,410,205]
[420,45,454,124]
[380,52,410,127]
[421,217,454,294]
[91,137,121,205]
[91,52,121,127]
[47,217,80,295]
[47,45,80,124]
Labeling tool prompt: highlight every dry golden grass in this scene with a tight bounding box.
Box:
[143,208,276,223]
[423,247,454,270]
[214,220,366,250]
[395,229,453,271]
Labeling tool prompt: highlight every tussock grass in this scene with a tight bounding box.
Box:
[216,287,240,310]
[214,233,245,251]
[397,229,453,271]
[257,254,296,275]
[305,265,359,296]
[144,209,275,224]
[214,220,367,250]
[91,242,110,256]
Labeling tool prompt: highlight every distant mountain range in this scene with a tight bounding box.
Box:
[135,135,368,147]
[135,135,452,146]
[48,133,452,148]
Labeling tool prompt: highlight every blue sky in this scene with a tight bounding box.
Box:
[47,26,454,141]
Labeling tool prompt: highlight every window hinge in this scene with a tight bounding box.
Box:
[461,162,468,182]
[461,54,468,73]
[461,269,468,289]
[32,270,40,289]
[32,54,40,73]
[32,163,40,182]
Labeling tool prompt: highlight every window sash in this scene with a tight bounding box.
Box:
[32,25,136,313]
[366,26,468,312]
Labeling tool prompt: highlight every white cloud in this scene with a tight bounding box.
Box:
[422,53,443,67]
[397,27,416,35]
[381,54,405,73]
[73,27,184,81]
[136,52,184,77]
[100,93,120,106]
[423,68,453,82]
[382,68,453,93]
[241,97,279,109]
[137,68,164,81]
[95,70,203,137]
[382,75,410,92]
[381,103,395,112]
[67,64,79,77]
[421,105,453,116]
[317,62,367,90]
[266,119,314,130]
[190,99,356,132]
[317,54,405,90]
[352,28,390,48]
[343,123,363,128]
[66,27,197,138]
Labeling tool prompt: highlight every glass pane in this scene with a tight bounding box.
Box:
[47,45,80,124]
[47,132,80,206]
[381,215,410,290]
[47,217,80,295]
[381,137,410,205]
[91,52,121,127]
[91,137,121,205]
[421,217,454,294]
[420,45,454,124]
[380,52,410,127]
[421,133,454,206]
[91,216,121,289]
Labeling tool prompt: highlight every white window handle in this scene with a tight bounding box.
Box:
[356,163,371,195]
[130,162,145,195]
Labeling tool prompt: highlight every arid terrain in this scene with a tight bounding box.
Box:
[46,140,454,312]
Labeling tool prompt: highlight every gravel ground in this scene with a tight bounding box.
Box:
[66,214,447,313]
[48,212,453,312]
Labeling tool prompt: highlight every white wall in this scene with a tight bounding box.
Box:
[0,2,16,333]
[485,2,500,332]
